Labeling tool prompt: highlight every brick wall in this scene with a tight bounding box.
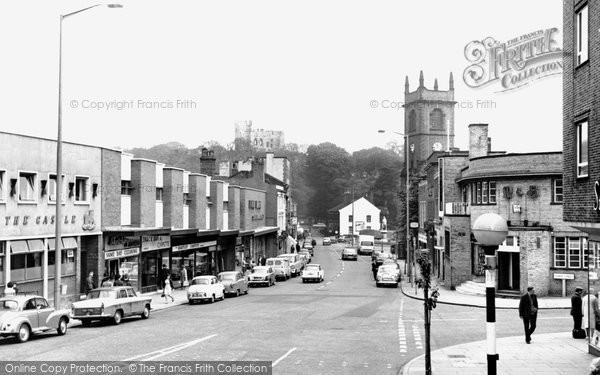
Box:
[519,230,550,296]
[444,216,471,288]
[210,180,224,230]
[101,149,122,227]
[163,168,184,228]
[188,174,207,229]
[228,185,241,230]
[131,159,156,227]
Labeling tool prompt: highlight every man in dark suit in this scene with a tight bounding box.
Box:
[571,287,584,331]
[519,286,538,344]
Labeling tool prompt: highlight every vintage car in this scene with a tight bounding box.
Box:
[277,254,303,277]
[303,242,314,256]
[301,264,324,283]
[0,295,70,343]
[188,275,225,304]
[376,263,401,287]
[298,250,311,264]
[71,286,152,326]
[248,266,276,287]
[341,247,358,261]
[266,258,291,280]
[322,237,331,246]
[217,271,249,297]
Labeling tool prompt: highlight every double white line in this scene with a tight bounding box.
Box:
[123,334,217,361]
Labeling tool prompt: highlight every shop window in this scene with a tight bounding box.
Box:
[482,182,488,204]
[156,187,163,201]
[569,237,582,268]
[577,121,588,178]
[0,170,5,202]
[576,4,589,66]
[75,176,89,203]
[553,237,566,268]
[489,182,496,203]
[552,178,563,203]
[471,181,497,205]
[18,171,37,203]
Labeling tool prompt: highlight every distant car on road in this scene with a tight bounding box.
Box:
[218,271,249,297]
[71,286,152,325]
[322,237,331,246]
[188,276,225,304]
[248,266,276,287]
[303,243,314,256]
[0,296,70,343]
[301,264,324,283]
[342,247,358,261]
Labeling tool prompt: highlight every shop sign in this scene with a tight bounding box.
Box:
[172,240,216,252]
[553,273,575,280]
[141,235,171,252]
[105,247,140,260]
[235,244,244,252]
[105,236,140,251]
[67,249,74,258]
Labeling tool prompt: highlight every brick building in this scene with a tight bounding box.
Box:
[562,0,600,354]
[419,124,579,296]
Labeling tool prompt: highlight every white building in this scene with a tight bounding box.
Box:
[338,197,381,236]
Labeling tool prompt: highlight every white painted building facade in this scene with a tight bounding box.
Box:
[338,197,381,236]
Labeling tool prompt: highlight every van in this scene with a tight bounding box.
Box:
[358,235,375,255]
[266,258,291,280]
[277,254,303,277]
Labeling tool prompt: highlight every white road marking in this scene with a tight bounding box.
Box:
[363,363,369,367]
[273,347,297,367]
[318,361,324,366]
[123,334,217,361]
[342,362,347,367]
[326,281,332,285]
[387,364,392,369]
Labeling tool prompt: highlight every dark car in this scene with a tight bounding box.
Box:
[218,271,249,297]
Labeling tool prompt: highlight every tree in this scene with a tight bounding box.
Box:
[416,252,440,375]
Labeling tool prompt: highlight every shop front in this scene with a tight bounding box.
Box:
[218,230,239,273]
[239,230,254,272]
[104,234,141,292]
[171,229,219,287]
[587,239,600,355]
[253,227,279,260]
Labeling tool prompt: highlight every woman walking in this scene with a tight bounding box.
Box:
[164,274,175,303]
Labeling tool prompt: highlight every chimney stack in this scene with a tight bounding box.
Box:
[200,148,216,176]
[468,124,489,159]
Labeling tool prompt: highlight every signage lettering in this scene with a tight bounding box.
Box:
[105,247,141,260]
[3,214,78,227]
[142,235,171,252]
[105,236,140,251]
[593,181,600,211]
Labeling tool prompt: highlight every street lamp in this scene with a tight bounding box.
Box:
[472,213,508,375]
[378,129,412,285]
[55,3,123,308]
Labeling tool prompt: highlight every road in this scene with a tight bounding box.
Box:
[0,238,572,374]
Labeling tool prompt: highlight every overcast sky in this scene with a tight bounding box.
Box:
[0,0,562,154]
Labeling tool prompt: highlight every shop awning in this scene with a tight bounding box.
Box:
[27,239,45,253]
[62,237,78,249]
[253,227,279,237]
[10,241,29,254]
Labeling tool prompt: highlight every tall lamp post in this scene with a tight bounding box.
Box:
[378,129,412,284]
[55,3,122,309]
[472,213,508,375]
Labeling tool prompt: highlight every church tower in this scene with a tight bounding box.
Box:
[404,71,456,173]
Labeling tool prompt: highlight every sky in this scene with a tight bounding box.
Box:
[0,0,563,154]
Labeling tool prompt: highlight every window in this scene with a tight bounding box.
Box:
[576,4,589,66]
[489,182,497,203]
[348,226,353,234]
[75,176,89,203]
[121,181,133,195]
[482,182,488,204]
[18,172,37,203]
[0,170,5,202]
[577,121,588,177]
[156,187,163,201]
[554,237,566,268]
[409,110,417,132]
[553,178,563,203]
[183,193,190,206]
[366,215,371,223]
[430,109,445,129]
[476,182,482,204]
[462,186,468,203]
[569,237,581,268]
[471,181,497,205]
[348,215,353,222]
[48,174,66,203]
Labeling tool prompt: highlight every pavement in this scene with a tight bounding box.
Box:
[400,271,596,374]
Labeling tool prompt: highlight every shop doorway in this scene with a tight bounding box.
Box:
[497,251,520,291]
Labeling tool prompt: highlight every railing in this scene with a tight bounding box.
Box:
[444,202,470,216]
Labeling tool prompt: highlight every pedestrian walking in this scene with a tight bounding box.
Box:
[114,272,124,286]
[160,264,170,289]
[518,286,538,344]
[86,271,96,293]
[163,274,175,303]
[296,243,301,253]
[371,260,378,281]
[572,286,586,338]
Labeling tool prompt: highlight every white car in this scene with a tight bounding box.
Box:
[301,264,324,283]
[376,264,401,287]
[187,276,225,304]
[266,258,291,280]
[277,254,303,277]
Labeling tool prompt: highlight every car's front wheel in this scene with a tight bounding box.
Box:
[17,324,31,343]
[57,317,68,336]
[141,305,150,319]
[112,310,123,325]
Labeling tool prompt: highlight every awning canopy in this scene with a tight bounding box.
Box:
[62,237,78,249]
[10,241,29,254]
[253,227,279,237]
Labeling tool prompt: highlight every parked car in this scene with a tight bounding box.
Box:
[299,250,311,263]
[322,237,331,246]
[330,237,338,244]
[277,254,303,276]
[342,247,358,261]
[0,296,70,343]
[218,271,249,297]
[187,276,225,304]
[301,264,324,283]
[376,264,401,287]
[303,243,314,256]
[266,258,291,280]
[71,287,152,326]
[298,252,311,266]
[248,266,276,287]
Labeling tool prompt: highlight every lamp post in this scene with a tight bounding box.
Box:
[378,129,412,285]
[472,213,508,375]
[55,3,122,309]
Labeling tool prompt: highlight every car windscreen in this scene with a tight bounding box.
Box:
[254,268,269,274]
[219,274,236,281]
[305,265,319,271]
[1,300,18,311]
[360,241,373,246]
[87,290,118,299]
[191,279,211,285]
[380,266,397,273]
